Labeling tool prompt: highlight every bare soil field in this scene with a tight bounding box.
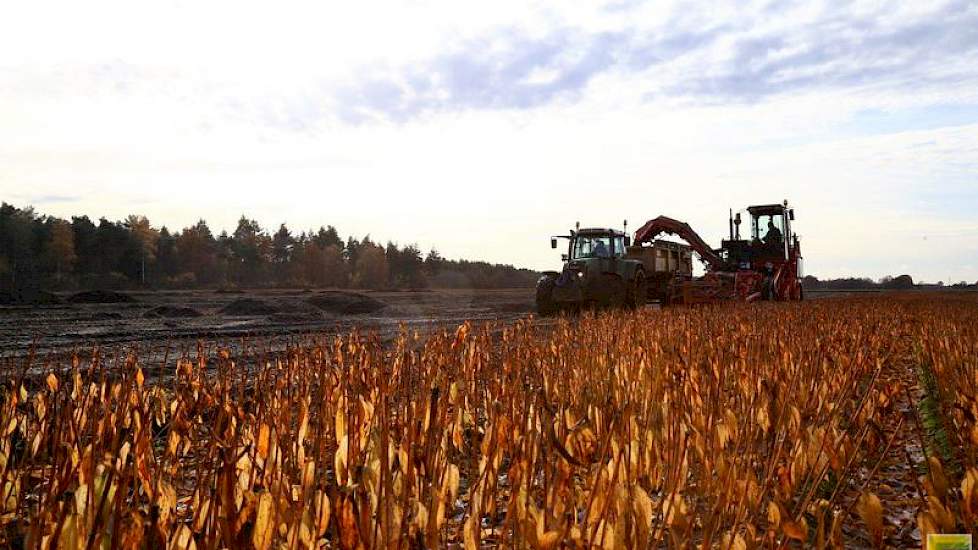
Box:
[0,288,535,358]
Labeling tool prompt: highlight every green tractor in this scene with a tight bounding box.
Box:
[536,226,649,315]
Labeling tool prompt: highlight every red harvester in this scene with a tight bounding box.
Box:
[633,200,804,304]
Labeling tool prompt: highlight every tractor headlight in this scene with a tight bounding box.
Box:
[576,271,584,278]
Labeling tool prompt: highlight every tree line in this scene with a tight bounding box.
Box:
[801,274,977,290]
[0,203,539,292]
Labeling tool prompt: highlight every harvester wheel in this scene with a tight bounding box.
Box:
[628,271,648,309]
[536,275,559,317]
[761,276,773,300]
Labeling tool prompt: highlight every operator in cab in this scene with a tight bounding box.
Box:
[593,239,610,258]
[764,220,783,245]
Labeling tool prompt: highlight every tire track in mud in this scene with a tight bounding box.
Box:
[839,329,930,548]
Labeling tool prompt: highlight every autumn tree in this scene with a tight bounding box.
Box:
[313,226,343,250]
[44,219,76,279]
[353,243,388,289]
[322,245,348,287]
[0,203,39,289]
[175,220,218,285]
[386,242,425,288]
[232,216,270,286]
[70,216,98,276]
[0,202,541,290]
[156,227,178,281]
[125,215,158,285]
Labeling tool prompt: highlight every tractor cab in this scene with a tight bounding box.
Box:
[551,228,632,275]
[565,229,629,260]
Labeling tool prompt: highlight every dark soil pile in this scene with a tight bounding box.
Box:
[220,298,278,316]
[307,291,387,315]
[144,306,203,318]
[0,289,63,305]
[67,290,136,304]
[268,311,324,323]
[91,312,123,320]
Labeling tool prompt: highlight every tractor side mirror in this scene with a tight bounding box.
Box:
[788,209,795,221]
[624,236,631,247]
[550,237,557,249]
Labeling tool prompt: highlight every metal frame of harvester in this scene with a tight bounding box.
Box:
[633,200,803,305]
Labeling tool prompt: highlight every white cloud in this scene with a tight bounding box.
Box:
[1,0,976,282]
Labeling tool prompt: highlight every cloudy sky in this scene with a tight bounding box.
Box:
[2,0,977,282]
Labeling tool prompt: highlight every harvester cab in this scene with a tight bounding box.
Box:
[722,201,802,278]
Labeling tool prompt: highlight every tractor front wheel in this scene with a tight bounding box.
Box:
[536,275,559,316]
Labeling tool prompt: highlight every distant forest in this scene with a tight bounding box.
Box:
[0,203,539,293]
[802,274,977,290]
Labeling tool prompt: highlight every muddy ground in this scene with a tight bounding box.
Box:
[1,288,945,361]
[0,288,535,359]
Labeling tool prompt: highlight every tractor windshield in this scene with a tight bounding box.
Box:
[572,235,612,259]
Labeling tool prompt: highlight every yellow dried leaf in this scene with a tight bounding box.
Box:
[257,424,270,460]
[46,373,58,392]
[58,513,79,550]
[632,485,653,529]
[535,530,561,550]
[445,463,460,501]
[301,460,316,495]
[663,493,687,529]
[194,497,210,532]
[962,468,978,517]
[917,510,936,541]
[413,501,428,532]
[314,490,330,536]
[767,501,782,528]
[463,513,479,550]
[335,405,346,442]
[168,524,196,550]
[856,492,883,548]
[928,456,949,498]
[252,491,274,550]
[297,404,309,443]
[782,519,806,541]
[338,496,360,550]
[927,495,955,532]
[721,531,747,550]
[335,435,348,486]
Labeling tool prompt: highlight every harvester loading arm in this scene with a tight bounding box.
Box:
[633,216,726,270]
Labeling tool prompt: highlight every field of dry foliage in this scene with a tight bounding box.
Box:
[1,294,976,549]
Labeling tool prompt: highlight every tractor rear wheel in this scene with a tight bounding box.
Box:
[628,271,648,309]
[536,275,559,316]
